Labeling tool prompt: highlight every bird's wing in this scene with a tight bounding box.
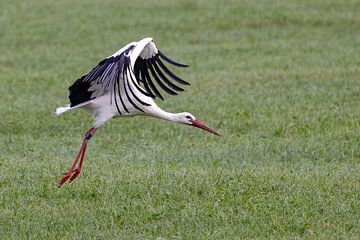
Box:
[68,43,135,109]
[131,40,190,101]
[68,39,189,115]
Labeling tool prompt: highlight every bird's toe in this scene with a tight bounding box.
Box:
[69,170,81,182]
[58,174,71,187]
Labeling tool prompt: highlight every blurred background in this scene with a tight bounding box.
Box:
[1,0,359,238]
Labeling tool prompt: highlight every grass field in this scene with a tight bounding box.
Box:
[1,0,360,238]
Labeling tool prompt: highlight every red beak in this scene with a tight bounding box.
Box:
[191,119,221,136]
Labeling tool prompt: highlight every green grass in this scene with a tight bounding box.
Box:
[1,0,360,238]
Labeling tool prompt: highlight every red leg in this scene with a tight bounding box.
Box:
[58,127,97,187]
[69,143,87,182]
[58,143,85,186]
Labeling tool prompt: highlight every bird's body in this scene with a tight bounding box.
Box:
[56,37,219,187]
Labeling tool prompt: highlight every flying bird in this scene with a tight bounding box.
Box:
[55,37,220,187]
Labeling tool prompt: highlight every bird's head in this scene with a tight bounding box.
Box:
[176,112,220,136]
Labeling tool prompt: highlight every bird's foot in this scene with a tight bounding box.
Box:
[58,168,82,187]
[69,169,81,182]
[58,173,72,187]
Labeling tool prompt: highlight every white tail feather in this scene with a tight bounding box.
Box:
[55,105,71,116]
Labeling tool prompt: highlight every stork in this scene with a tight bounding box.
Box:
[55,37,220,187]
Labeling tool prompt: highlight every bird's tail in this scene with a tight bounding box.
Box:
[55,104,71,116]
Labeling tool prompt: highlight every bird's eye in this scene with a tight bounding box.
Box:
[185,116,192,120]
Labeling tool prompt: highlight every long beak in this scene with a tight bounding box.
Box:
[191,119,221,136]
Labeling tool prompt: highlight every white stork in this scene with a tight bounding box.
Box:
[56,37,220,187]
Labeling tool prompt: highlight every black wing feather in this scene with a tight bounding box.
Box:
[146,60,178,95]
[139,61,156,98]
[140,62,164,100]
[117,56,129,113]
[158,50,189,67]
[155,56,190,85]
[122,64,144,112]
[150,58,185,92]
[69,76,92,107]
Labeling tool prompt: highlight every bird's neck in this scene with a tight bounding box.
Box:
[151,109,180,123]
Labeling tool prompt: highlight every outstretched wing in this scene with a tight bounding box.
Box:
[68,44,135,108]
[133,41,190,100]
[68,39,189,115]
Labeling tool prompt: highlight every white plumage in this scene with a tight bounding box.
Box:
[57,37,219,187]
